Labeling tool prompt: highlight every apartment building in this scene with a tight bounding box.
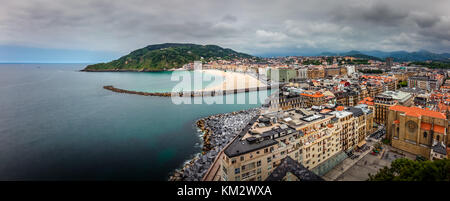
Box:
[374,91,413,125]
[300,92,326,107]
[217,106,373,181]
[335,90,360,107]
[307,67,325,79]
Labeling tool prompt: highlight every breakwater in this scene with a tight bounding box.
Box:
[103,85,278,97]
[169,108,260,181]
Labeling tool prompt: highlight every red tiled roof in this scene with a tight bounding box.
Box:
[389,105,446,119]
[393,120,400,124]
[336,106,345,111]
[320,109,332,114]
[358,97,374,106]
[434,125,445,133]
[301,92,324,98]
[421,122,431,130]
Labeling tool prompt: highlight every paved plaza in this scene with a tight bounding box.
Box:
[323,137,417,181]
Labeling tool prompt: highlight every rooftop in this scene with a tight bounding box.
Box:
[301,92,324,98]
[432,143,447,155]
[265,156,324,181]
[377,91,412,102]
[389,105,446,119]
[224,116,299,158]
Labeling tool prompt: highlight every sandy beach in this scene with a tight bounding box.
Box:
[197,69,266,92]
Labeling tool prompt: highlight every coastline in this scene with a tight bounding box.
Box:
[100,69,273,97]
[81,69,175,72]
[197,69,267,92]
[169,108,260,181]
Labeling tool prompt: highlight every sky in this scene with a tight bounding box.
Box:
[1,0,450,62]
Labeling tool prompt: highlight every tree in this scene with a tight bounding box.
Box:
[368,158,450,181]
[398,80,408,88]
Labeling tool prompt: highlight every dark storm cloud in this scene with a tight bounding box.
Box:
[0,0,449,56]
[411,12,441,28]
[222,15,238,23]
[332,2,409,27]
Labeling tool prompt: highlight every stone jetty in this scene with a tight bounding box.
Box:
[103,85,278,97]
[169,108,260,181]
[103,86,173,97]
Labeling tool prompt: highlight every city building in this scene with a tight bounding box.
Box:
[386,105,448,160]
[307,67,325,79]
[300,92,326,107]
[408,75,444,91]
[297,68,308,79]
[386,57,394,68]
[217,106,373,181]
[374,91,413,125]
[265,156,324,181]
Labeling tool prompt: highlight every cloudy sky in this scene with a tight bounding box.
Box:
[1,0,450,62]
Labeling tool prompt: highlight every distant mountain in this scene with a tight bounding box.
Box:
[320,50,450,62]
[319,51,382,61]
[83,43,254,71]
[383,50,450,62]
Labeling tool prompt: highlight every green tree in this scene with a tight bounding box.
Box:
[398,80,408,88]
[368,158,450,181]
[409,61,450,69]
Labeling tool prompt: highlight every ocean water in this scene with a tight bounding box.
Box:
[0,64,270,180]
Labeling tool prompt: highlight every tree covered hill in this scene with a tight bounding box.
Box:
[319,51,383,61]
[320,50,450,62]
[83,43,254,71]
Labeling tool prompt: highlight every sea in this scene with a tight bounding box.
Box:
[0,63,271,180]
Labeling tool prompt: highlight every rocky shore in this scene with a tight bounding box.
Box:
[169,108,260,181]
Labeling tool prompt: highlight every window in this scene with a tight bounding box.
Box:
[437,135,440,141]
[423,132,427,138]
[264,148,268,153]
[257,168,261,174]
[256,151,260,154]
[222,166,228,175]
[267,157,271,163]
[257,160,261,167]
[235,176,240,181]
[240,156,244,161]
[231,159,236,164]
[235,168,240,174]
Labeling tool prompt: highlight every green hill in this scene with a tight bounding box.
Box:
[83,43,254,71]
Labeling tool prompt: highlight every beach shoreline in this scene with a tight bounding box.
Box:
[198,69,267,92]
